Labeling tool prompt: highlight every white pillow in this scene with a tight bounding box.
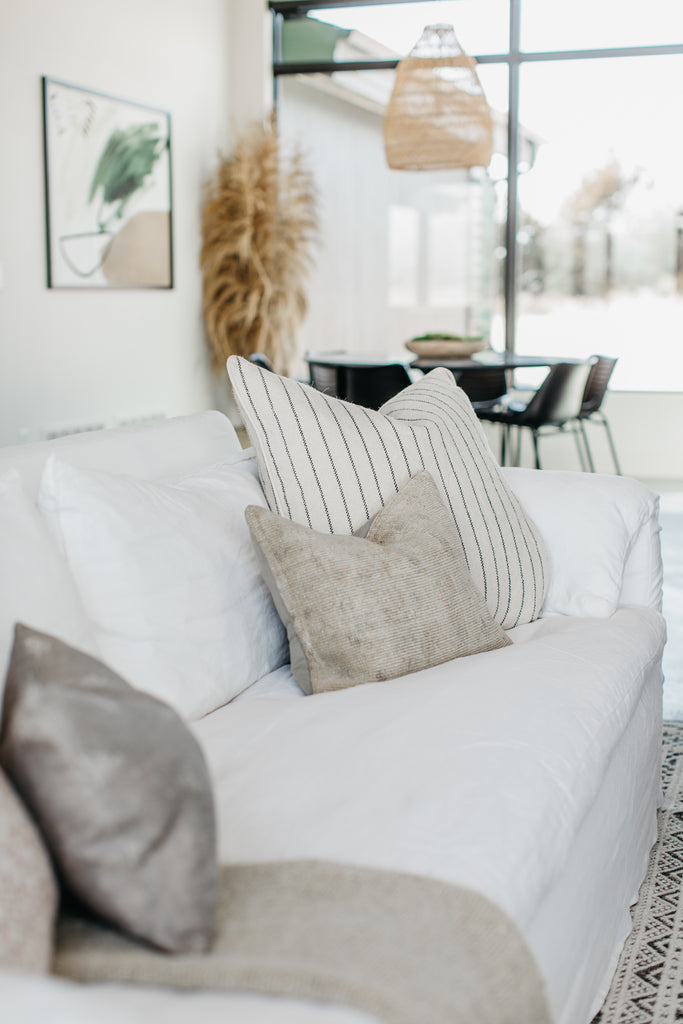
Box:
[38,451,288,721]
[502,467,657,618]
[227,356,548,629]
[0,471,97,707]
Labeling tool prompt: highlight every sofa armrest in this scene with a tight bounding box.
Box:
[618,498,663,612]
[502,468,662,617]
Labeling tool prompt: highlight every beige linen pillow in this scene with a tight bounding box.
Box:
[0,624,218,954]
[246,471,511,695]
[0,768,58,972]
[228,356,547,630]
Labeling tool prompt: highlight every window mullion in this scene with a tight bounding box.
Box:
[504,0,521,353]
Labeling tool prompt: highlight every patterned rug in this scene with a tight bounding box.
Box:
[592,721,683,1023]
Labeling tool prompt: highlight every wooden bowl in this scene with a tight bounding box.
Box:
[405,337,488,359]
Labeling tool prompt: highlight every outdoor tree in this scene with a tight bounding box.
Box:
[518,212,547,295]
[566,158,640,297]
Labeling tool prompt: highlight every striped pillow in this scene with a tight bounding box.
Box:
[228,356,547,628]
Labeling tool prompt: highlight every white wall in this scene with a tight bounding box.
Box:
[0,0,270,445]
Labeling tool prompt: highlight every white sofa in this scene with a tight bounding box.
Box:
[0,409,666,1024]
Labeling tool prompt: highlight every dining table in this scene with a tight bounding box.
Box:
[305,351,411,368]
[407,350,584,373]
[304,349,582,373]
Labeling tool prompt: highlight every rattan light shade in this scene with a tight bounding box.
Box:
[384,24,493,171]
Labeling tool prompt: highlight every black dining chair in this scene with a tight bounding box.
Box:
[342,363,413,410]
[453,367,508,410]
[577,355,621,474]
[308,361,413,410]
[248,353,275,372]
[477,359,596,469]
[308,361,343,398]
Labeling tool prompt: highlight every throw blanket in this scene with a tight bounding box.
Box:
[53,860,551,1024]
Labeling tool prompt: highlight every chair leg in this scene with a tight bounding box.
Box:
[501,424,516,467]
[531,429,541,469]
[582,414,622,475]
[515,427,522,467]
[600,416,622,475]
[575,422,591,472]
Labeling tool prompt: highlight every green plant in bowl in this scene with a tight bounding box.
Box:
[411,333,484,342]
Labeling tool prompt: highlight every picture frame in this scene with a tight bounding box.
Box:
[42,77,173,289]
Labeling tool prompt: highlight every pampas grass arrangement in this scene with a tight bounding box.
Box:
[200,119,318,376]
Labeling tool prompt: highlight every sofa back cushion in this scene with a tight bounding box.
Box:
[38,451,287,720]
[502,468,663,618]
[0,470,97,712]
[0,411,242,502]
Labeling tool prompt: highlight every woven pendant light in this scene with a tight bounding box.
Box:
[384,23,493,171]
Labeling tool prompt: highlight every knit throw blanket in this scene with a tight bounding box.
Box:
[53,860,551,1024]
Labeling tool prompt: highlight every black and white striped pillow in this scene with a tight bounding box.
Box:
[228,357,547,628]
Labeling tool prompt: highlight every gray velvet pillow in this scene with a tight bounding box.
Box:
[246,471,512,695]
[0,767,58,972]
[0,624,218,953]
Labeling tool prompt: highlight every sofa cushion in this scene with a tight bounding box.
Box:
[0,469,97,712]
[502,468,661,618]
[38,451,287,721]
[0,624,218,954]
[0,766,58,972]
[246,471,511,694]
[0,410,243,503]
[228,356,547,629]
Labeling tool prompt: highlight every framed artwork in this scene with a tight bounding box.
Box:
[42,77,173,289]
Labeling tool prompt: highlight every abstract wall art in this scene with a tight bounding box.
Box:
[42,77,173,289]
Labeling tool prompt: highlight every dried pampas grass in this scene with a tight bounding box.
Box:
[200,119,318,376]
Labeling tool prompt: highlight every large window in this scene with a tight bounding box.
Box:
[271,0,683,390]
[516,55,683,390]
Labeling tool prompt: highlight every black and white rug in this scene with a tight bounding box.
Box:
[592,721,683,1023]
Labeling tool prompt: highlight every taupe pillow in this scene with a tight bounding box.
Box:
[246,471,512,695]
[0,624,218,953]
[0,767,58,972]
